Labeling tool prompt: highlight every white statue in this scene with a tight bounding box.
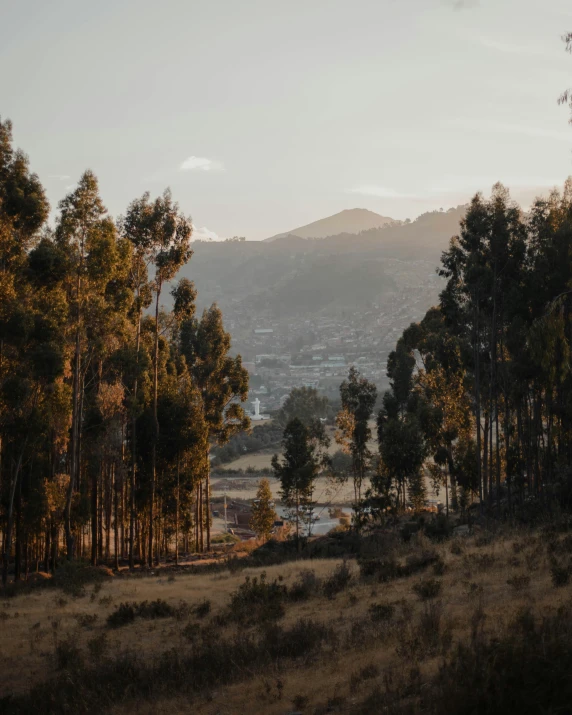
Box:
[252,398,261,417]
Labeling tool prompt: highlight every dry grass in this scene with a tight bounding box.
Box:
[1,527,569,714]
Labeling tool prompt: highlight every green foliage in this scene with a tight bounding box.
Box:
[250,478,277,541]
[278,386,330,426]
[272,418,319,542]
[336,367,377,519]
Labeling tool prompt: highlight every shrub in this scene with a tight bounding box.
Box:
[424,514,452,542]
[506,574,530,592]
[52,562,112,598]
[322,561,352,599]
[551,561,571,587]
[74,612,98,629]
[229,572,287,622]
[137,599,176,619]
[106,599,176,628]
[106,602,136,628]
[369,603,395,623]
[413,578,442,601]
[262,618,336,659]
[87,633,108,662]
[418,601,449,653]
[349,663,380,694]
[360,550,440,582]
[289,570,321,601]
[15,617,336,713]
[55,637,83,670]
[469,552,496,571]
[194,599,211,618]
[411,606,572,714]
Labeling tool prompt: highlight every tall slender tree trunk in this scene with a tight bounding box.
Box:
[199,481,204,553]
[130,304,142,568]
[149,284,161,566]
[474,298,483,506]
[175,456,180,566]
[483,412,489,503]
[65,241,84,561]
[2,450,25,586]
[205,450,211,551]
[114,464,119,571]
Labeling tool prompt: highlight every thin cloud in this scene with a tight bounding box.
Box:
[347,185,418,199]
[48,174,71,180]
[180,156,223,172]
[192,224,221,241]
[347,177,567,206]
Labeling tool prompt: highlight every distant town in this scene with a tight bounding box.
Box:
[223,258,443,409]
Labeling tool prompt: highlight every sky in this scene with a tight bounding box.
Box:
[1,0,572,240]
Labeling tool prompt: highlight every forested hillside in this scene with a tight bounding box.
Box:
[178,207,466,318]
[0,117,250,584]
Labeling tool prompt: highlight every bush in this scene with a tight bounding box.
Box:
[349,663,380,694]
[87,633,108,662]
[359,550,440,582]
[55,637,83,670]
[74,613,98,629]
[551,561,571,587]
[506,574,531,592]
[411,606,572,714]
[194,599,211,618]
[369,602,395,623]
[13,616,335,714]
[468,552,496,571]
[106,599,176,628]
[52,562,112,598]
[229,572,287,622]
[106,602,136,628]
[322,561,352,599]
[262,618,336,659]
[289,570,321,601]
[424,514,452,542]
[413,578,442,601]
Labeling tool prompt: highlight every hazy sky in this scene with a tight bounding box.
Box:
[1,0,572,239]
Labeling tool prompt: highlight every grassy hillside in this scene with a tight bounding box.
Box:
[2,520,572,714]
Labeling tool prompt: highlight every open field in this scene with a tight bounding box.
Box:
[211,474,366,506]
[2,524,572,714]
[220,424,379,474]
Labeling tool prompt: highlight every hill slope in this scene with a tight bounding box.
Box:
[266,208,394,241]
[178,206,465,319]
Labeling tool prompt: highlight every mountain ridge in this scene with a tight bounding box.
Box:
[265,207,395,242]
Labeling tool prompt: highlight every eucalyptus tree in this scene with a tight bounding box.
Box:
[335,366,377,520]
[122,190,193,564]
[0,118,50,584]
[272,418,318,548]
[180,304,249,550]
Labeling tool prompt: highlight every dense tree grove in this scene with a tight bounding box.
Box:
[0,118,249,583]
[376,181,572,517]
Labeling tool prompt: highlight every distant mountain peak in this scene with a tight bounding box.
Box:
[266,208,395,242]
